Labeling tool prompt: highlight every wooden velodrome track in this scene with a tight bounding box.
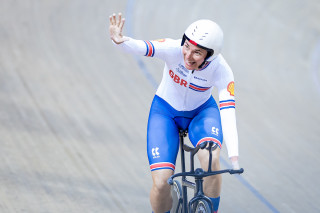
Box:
[1,0,320,212]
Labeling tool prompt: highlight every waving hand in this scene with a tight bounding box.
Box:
[109,13,129,44]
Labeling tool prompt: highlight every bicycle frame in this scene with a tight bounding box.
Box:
[179,129,189,212]
[179,129,212,212]
[169,129,244,213]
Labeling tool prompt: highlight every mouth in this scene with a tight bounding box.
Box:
[185,60,196,68]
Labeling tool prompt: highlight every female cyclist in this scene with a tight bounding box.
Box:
[109,13,240,213]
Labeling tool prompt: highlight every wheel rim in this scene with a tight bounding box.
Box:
[195,201,210,213]
[196,203,205,212]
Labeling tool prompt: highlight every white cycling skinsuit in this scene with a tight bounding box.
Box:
[114,37,239,158]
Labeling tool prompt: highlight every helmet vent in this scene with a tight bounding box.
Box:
[192,26,198,36]
[200,34,208,40]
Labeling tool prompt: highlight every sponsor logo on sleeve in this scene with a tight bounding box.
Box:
[227,81,235,96]
[153,39,166,42]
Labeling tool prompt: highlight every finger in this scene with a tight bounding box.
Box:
[109,15,114,25]
[119,18,125,31]
[117,12,122,27]
[112,13,117,25]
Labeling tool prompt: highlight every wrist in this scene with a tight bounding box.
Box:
[230,156,239,169]
[111,39,123,45]
[111,36,129,45]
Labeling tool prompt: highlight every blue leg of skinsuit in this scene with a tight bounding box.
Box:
[147,97,180,213]
[147,95,189,172]
[188,103,223,213]
[147,112,180,171]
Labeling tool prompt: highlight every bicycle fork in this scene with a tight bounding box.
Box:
[188,177,213,212]
[179,130,213,212]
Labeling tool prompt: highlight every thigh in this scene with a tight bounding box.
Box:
[188,106,223,149]
[147,112,180,172]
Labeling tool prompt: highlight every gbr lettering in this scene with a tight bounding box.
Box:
[169,70,187,87]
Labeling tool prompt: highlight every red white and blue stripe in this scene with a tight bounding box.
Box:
[219,99,235,110]
[196,137,222,149]
[150,162,175,171]
[189,83,211,92]
[144,40,155,57]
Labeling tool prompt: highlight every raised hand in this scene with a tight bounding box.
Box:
[109,12,129,44]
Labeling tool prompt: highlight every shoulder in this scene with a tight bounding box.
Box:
[215,55,230,67]
[211,54,232,73]
[149,38,181,49]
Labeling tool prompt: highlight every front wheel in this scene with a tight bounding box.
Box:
[194,200,212,213]
[171,180,182,213]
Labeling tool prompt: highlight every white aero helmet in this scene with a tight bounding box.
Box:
[181,19,224,64]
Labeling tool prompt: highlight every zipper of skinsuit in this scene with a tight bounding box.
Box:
[183,70,194,111]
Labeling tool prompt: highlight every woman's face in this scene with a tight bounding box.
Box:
[182,40,207,70]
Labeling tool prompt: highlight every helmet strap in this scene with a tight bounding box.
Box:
[198,51,213,69]
[199,60,207,69]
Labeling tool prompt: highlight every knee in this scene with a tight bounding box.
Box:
[152,173,171,194]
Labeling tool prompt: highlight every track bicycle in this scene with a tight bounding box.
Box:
[168,130,244,213]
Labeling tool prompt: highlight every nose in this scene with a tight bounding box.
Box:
[185,49,192,60]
